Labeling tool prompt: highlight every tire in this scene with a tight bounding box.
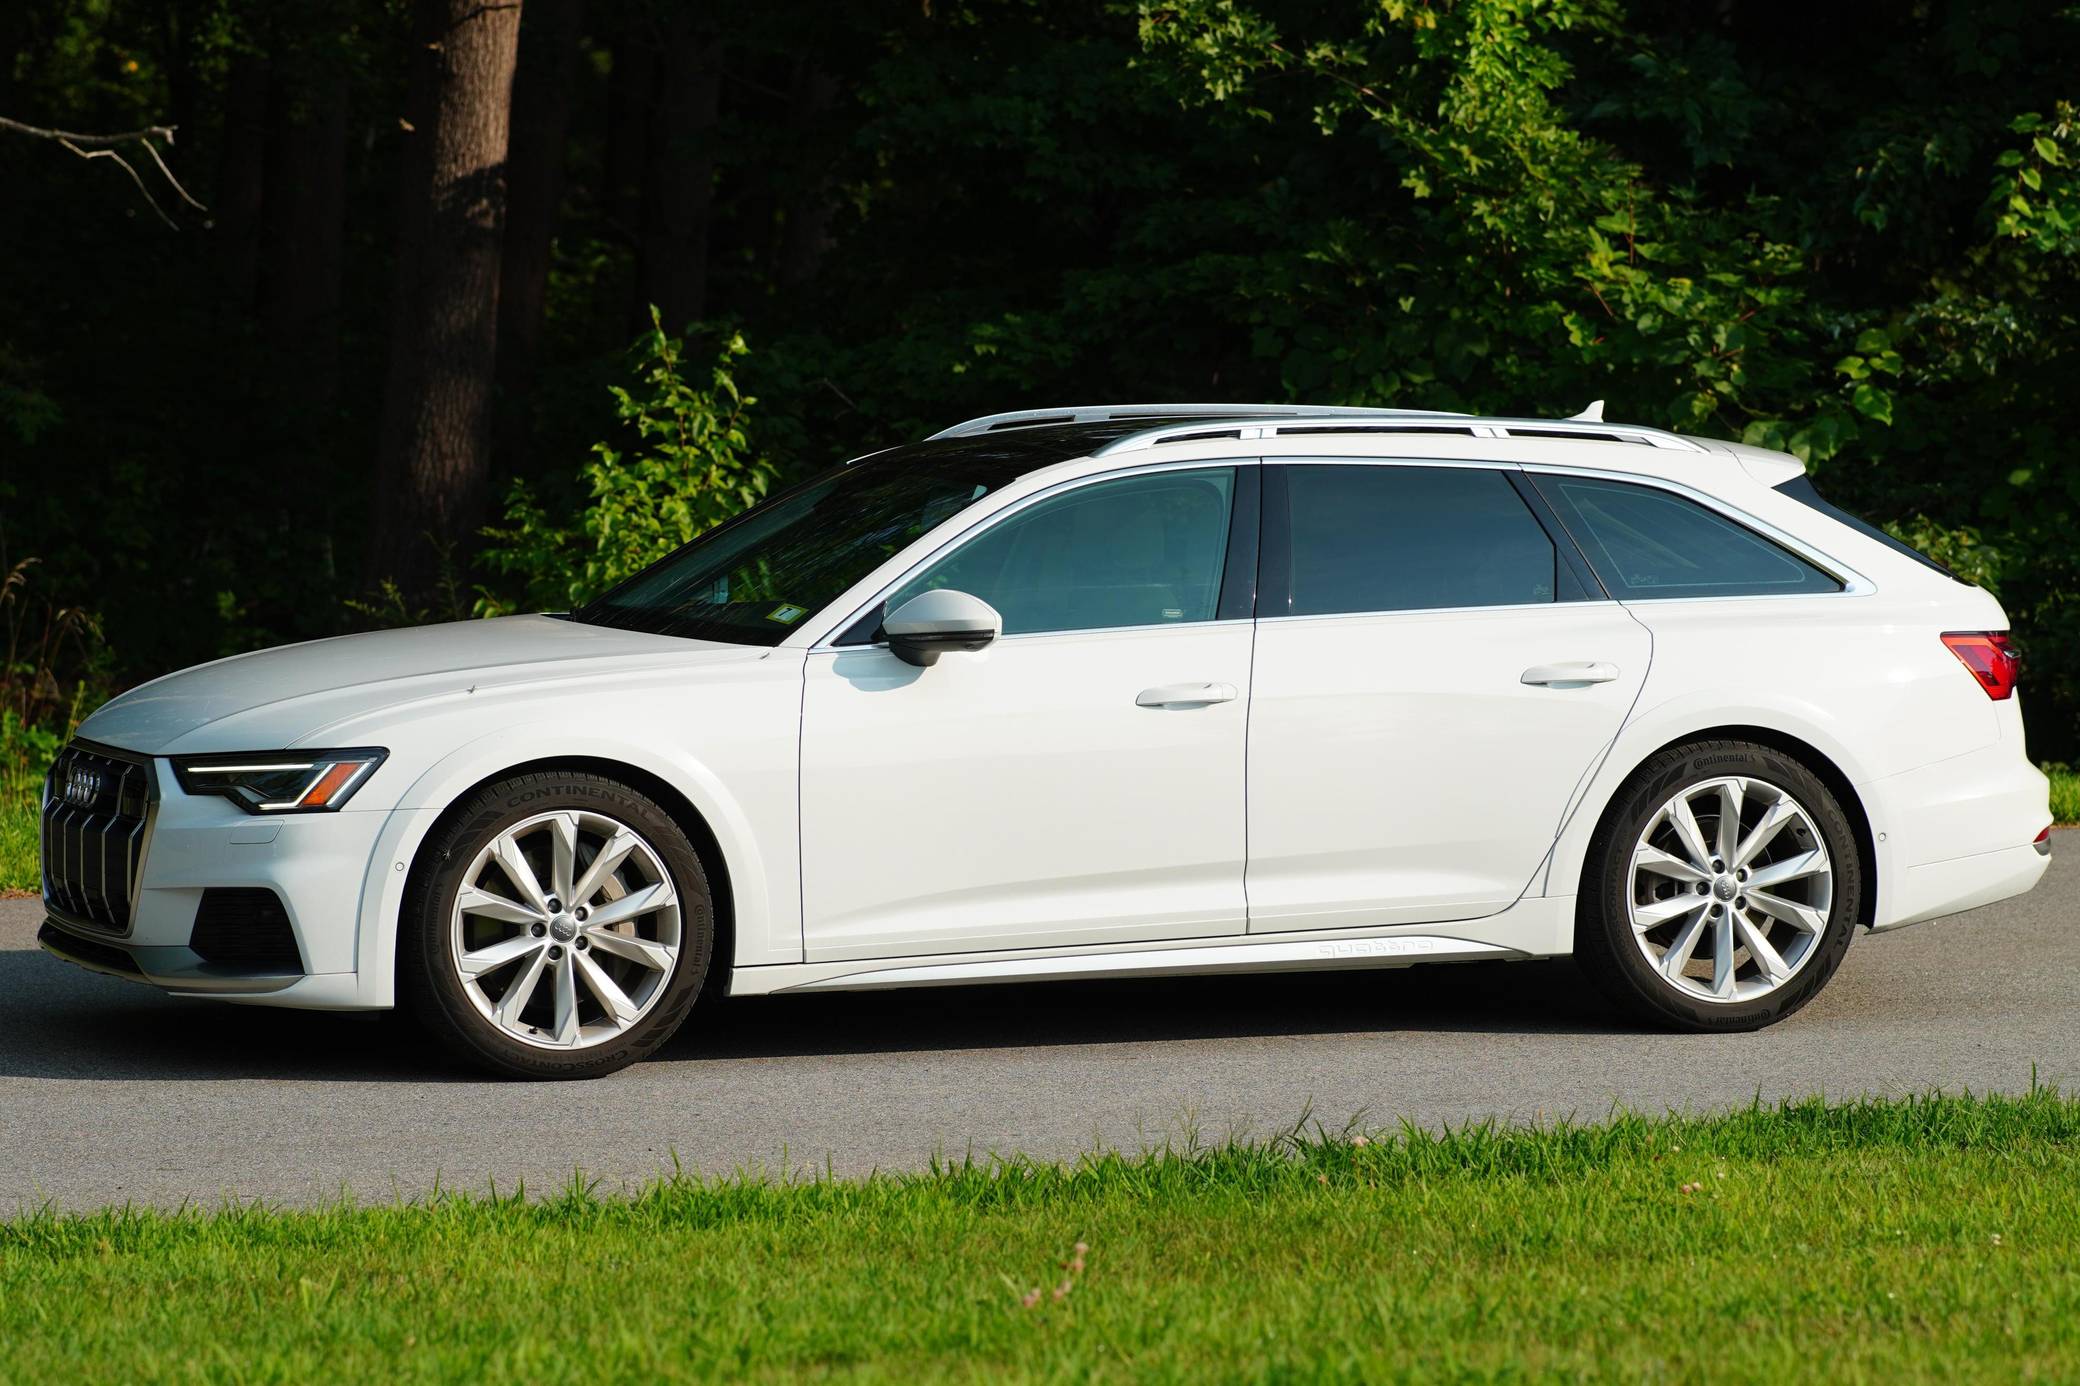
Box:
[398,770,713,1079]
[1575,739,1862,1032]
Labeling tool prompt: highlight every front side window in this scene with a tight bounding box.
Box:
[1279,464,1562,616]
[880,468,1238,636]
[1536,475,1842,600]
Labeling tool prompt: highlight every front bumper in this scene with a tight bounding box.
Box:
[41,751,393,1005]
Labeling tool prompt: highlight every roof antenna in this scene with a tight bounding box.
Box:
[1570,399,1605,422]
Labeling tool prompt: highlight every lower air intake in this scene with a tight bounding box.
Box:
[189,888,304,973]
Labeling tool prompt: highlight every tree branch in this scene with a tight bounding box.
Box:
[0,114,207,227]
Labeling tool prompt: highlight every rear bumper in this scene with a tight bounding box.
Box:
[1864,740,2052,931]
[1870,842,2049,933]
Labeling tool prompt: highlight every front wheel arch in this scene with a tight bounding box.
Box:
[398,756,737,1001]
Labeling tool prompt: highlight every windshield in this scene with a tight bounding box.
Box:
[571,450,1029,645]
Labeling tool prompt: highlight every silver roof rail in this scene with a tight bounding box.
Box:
[928,402,1466,440]
[1092,413,1710,456]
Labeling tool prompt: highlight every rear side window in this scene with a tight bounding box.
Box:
[1535,476,1841,600]
[1278,465,1564,616]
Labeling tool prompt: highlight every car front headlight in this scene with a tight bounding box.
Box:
[172,748,388,813]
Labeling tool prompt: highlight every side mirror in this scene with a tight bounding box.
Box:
[881,589,1002,667]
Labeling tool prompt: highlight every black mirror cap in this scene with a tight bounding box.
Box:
[886,627,996,667]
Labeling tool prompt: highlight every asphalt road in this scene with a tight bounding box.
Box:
[4,832,2074,1210]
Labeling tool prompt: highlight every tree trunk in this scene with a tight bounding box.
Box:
[370,0,524,601]
[260,60,349,410]
[495,0,584,466]
[632,9,721,334]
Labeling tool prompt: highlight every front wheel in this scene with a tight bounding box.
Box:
[1576,739,1863,1032]
[399,771,713,1079]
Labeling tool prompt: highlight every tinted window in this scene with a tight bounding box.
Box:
[1540,476,1841,600]
[1282,465,1559,616]
[884,468,1236,635]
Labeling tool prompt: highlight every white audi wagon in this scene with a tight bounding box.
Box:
[41,404,2052,1077]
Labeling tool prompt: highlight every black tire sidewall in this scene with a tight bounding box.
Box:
[1581,740,1862,1032]
[399,771,713,1079]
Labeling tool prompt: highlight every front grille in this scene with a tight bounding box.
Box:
[190,888,304,972]
[41,740,156,933]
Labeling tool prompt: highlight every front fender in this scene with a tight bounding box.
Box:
[347,714,802,1008]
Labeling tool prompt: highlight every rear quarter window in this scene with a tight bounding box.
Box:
[1534,475,1842,600]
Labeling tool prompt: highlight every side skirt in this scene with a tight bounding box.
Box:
[731,895,1575,997]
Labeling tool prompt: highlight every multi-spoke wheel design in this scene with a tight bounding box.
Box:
[1627,776,1833,1004]
[449,810,682,1050]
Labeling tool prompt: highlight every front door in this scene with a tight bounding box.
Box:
[1246,461,1651,932]
[800,465,1257,960]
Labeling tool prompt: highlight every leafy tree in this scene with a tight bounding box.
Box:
[478,310,777,614]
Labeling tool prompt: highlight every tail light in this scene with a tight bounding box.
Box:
[1941,632,2020,700]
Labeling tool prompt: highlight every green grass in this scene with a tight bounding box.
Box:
[2049,766,2080,828]
[5,1092,2080,1383]
[0,787,34,894]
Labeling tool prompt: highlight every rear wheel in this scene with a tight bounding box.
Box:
[1576,739,1862,1031]
[399,771,712,1079]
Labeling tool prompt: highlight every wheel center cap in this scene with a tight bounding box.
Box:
[549,915,578,943]
[1712,875,1738,901]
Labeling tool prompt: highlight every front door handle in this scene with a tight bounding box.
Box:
[1136,681,1239,708]
[1521,662,1620,688]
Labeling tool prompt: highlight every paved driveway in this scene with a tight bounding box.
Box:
[3,832,2073,1209]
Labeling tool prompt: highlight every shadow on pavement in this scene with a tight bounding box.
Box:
[2,935,1624,1084]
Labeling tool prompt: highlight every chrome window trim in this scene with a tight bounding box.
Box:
[811,458,1261,652]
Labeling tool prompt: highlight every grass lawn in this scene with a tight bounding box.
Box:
[4,1092,2078,1382]
[0,791,32,893]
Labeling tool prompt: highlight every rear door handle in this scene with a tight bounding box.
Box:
[1136,681,1239,708]
[1521,662,1620,688]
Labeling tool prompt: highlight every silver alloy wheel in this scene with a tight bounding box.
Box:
[1627,776,1833,1004]
[449,810,682,1050]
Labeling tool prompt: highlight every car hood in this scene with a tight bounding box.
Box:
[77,615,762,756]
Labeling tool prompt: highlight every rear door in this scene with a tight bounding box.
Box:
[1245,461,1651,932]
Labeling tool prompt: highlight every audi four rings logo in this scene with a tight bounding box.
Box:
[61,763,103,808]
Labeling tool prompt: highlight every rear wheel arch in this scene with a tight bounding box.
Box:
[1575,725,1877,932]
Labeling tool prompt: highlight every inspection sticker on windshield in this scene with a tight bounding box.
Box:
[766,603,808,625]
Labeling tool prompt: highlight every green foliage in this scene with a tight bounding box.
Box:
[4,0,2078,753]
[2044,765,2080,825]
[1991,106,2080,255]
[0,710,56,892]
[4,1091,2080,1378]
[479,311,778,616]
